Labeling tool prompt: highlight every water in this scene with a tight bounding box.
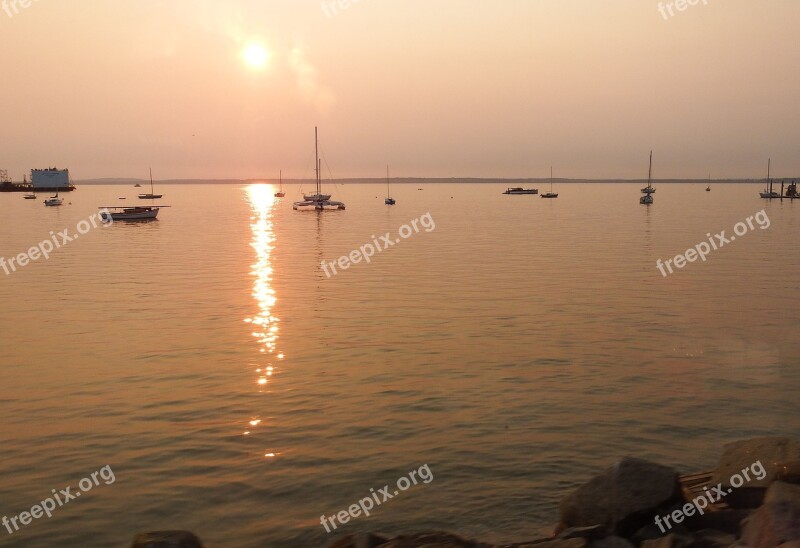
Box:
[1,182,798,547]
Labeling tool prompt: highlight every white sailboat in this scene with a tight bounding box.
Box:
[44,187,63,206]
[275,170,285,198]
[759,159,780,198]
[640,151,655,205]
[293,127,346,211]
[138,169,163,200]
[385,166,395,205]
[541,167,558,198]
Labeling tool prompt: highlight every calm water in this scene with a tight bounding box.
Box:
[1,182,798,547]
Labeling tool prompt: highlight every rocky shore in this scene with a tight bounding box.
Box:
[132,437,800,548]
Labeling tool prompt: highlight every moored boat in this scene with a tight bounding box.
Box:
[293,127,346,211]
[100,206,162,221]
[503,187,538,195]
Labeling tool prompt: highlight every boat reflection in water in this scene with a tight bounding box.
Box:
[243,185,283,459]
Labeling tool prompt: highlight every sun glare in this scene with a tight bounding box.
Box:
[242,43,269,70]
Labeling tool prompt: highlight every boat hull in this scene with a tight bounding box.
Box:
[503,188,538,195]
[101,208,159,221]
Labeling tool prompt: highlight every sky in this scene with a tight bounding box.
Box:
[0,0,798,180]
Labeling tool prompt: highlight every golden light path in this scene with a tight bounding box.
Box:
[244,184,283,459]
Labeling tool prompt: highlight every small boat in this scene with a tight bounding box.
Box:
[275,170,285,198]
[541,167,559,199]
[760,159,780,198]
[706,185,711,192]
[385,166,395,205]
[503,187,538,195]
[100,206,162,221]
[24,192,36,200]
[640,151,655,205]
[293,128,346,211]
[134,183,142,187]
[44,188,63,206]
[138,168,163,200]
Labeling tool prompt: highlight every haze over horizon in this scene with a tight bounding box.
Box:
[1,0,798,180]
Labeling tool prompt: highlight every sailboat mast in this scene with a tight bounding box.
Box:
[387,165,390,198]
[550,166,553,192]
[648,151,653,188]
[150,167,154,199]
[315,126,320,195]
[767,158,771,192]
[280,170,282,191]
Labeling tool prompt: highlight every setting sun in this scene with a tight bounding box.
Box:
[242,43,269,70]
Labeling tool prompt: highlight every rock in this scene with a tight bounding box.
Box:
[558,457,682,537]
[712,437,800,508]
[682,509,751,535]
[740,481,800,548]
[131,531,205,548]
[639,532,693,548]
[329,532,389,548]
[500,539,586,548]
[557,525,606,540]
[588,536,634,548]
[777,462,800,484]
[692,529,737,547]
[378,532,491,548]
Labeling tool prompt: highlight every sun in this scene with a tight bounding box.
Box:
[242,43,270,70]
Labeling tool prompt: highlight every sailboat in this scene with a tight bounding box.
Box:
[275,170,285,197]
[44,187,63,206]
[138,169,163,200]
[385,166,395,205]
[760,159,780,198]
[541,167,558,198]
[706,174,711,192]
[293,127,346,211]
[640,151,655,205]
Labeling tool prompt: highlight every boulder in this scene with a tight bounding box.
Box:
[500,539,586,548]
[131,531,204,548]
[740,481,800,548]
[712,437,800,508]
[558,457,682,537]
[588,536,634,548]
[692,529,737,547]
[639,532,693,548]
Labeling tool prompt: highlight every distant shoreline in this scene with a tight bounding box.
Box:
[71,178,789,186]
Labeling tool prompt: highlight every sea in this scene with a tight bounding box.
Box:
[1,181,798,547]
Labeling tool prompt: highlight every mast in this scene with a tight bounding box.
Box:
[280,170,282,192]
[150,167,154,199]
[767,158,771,193]
[315,126,320,195]
[648,150,653,189]
[550,166,553,192]
[387,165,390,198]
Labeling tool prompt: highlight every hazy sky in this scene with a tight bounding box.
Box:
[1,0,798,179]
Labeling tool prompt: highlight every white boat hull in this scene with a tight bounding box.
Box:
[44,199,63,206]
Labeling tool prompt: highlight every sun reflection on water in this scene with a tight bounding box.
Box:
[244,184,284,460]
